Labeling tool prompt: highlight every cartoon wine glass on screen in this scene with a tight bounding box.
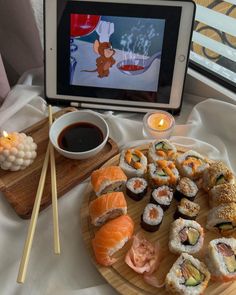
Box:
[70,14,101,83]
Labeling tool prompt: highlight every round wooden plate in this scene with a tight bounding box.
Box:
[80,144,236,295]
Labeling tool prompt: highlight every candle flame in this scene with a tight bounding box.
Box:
[2,131,8,138]
[158,119,164,127]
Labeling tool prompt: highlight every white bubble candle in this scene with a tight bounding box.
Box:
[0,131,37,171]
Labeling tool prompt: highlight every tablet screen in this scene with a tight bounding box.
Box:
[57,1,182,105]
[70,14,165,93]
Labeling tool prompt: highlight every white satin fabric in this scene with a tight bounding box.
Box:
[0,76,236,295]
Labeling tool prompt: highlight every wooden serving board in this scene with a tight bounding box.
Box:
[0,108,119,219]
[81,145,236,295]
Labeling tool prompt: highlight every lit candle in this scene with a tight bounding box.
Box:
[143,111,175,140]
[0,131,37,171]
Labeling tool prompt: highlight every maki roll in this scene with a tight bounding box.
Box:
[148,160,179,187]
[174,177,198,201]
[202,161,235,192]
[141,203,163,232]
[165,253,210,295]
[169,218,204,254]
[150,185,173,211]
[174,198,200,220]
[209,183,236,208]
[206,237,236,282]
[91,166,127,196]
[206,203,236,236]
[126,177,148,201]
[119,149,147,178]
[176,150,209,180]
[89,192,127,226]
[148,139,177,163]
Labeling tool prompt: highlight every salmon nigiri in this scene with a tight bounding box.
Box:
[89,192,127,226]
[92,215,134,266]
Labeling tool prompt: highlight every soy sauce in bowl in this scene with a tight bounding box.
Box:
[58,122,104,152]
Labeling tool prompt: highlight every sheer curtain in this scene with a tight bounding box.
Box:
[0,0,43,87]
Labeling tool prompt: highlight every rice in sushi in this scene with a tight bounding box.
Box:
[176,150,209,180]
[169,218,204,254]
[126,177,148,201]
[209,183,236,208]
[174,198,200,220]
[206,237,236,282]
[89,192,127,226]
[148,160,179,187]
[119,149,147,178]
[202,161,235,192]
[141,203,164,232]
[165,253,210,295]
[91,166,127,196]
[206,203,236,236]
[148,139,177,163]
[150,185,173,211]
[174,177,198,201]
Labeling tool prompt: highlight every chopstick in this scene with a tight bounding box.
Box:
[48,105,60,254]
[17,144,50,283]
[17,105,60,283]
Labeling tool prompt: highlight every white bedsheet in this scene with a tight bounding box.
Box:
[0,75,236,295]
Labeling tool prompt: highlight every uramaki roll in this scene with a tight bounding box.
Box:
[91,166,127,196]
[209,183,236,208]
[202,161,235,192]
[165,253,210,295]
[176,150,209,180]
[206,203,236,236]
[206,237,236,282]
[169,218,204,255]
[119,149,147,178]
[148,139,177,163]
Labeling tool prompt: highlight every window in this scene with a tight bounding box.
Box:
[190,0,236,91]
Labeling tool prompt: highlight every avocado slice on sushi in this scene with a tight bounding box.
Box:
[216,174,225,185]
[181,260,204,286]
[155,142,164,150]
[156,168,167,176]
[131,153,140,162]
[162,142,172,151]
[187,228,200,246]
[224,256,236,273]
[217,222,234,231]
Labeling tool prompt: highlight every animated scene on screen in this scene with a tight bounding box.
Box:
[70,14,165,92]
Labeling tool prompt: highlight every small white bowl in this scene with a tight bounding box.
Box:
[49,110,109,160]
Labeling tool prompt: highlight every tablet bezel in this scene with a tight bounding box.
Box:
[45,0,195,112]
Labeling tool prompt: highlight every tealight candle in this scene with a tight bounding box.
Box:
[0,131,37,171]
[143,110,175,140]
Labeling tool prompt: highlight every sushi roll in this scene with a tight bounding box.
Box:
[174,198,200,220]
[148,139,177,163]
[206,237,236,282]
[141,203,164,232]
[91,166,127,196]
[119,149,147,178]
[165,253,210,295]
[206,203,236,236]
[174,177,198,201]
[89,192,127,226]
[92,215,134,266]
[150,185,173,211]
[209,183,236,208]
[126,177,148,201]
[169,218,204,254]
[176,150,209,180]
[202,161,235,192]
[148,160,179,187]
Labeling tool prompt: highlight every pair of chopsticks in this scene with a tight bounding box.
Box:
[17,105,60,284]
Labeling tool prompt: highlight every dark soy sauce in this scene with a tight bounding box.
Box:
[58,122,104,152]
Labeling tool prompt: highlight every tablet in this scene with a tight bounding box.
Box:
[45,0,195,113]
